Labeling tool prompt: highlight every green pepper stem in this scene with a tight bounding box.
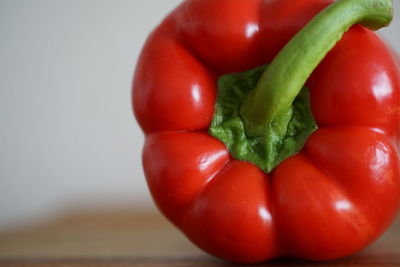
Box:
[240,0,393,137]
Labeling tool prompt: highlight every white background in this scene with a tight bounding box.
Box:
[0,0,399,230]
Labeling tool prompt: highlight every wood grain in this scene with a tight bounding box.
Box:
[0,210,399,266]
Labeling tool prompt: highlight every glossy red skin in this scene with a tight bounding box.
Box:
[133,0,400,263]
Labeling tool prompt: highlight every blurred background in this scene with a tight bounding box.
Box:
[0,0,399,232]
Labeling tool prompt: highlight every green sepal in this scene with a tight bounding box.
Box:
[209,65,318,173]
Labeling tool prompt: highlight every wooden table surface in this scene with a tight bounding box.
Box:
[0,210,399,267]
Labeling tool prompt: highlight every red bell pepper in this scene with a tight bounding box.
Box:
[133,0,400,263]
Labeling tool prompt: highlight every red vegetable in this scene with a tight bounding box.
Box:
[133,0,400,263]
